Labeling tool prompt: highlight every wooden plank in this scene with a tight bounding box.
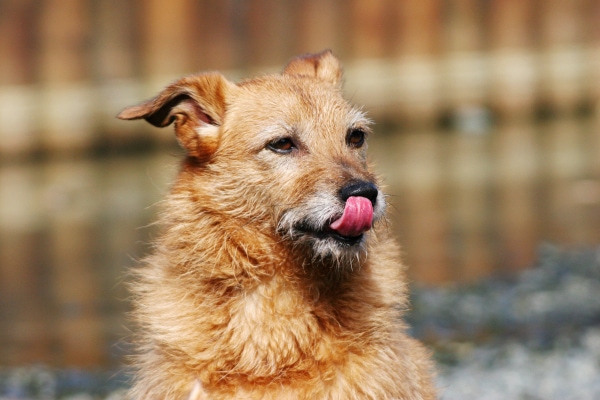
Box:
[193,0,238,70]
[586,0,600,107]
[0,0,38,156]
[140,0,196,78]
[389,0,442,124]
[447,132,494,281]
[38,0,90,83]
[348,0,390,59]
[0,86,39,158]
[0,0,37,85]
[0,165,52,365]
[38,0,96,153]
[441,0,488,109]
[492,122,539,272]
[443,0,483,53]
[540,118,586,244]
[293,0,343,56]
[0,231,52,365]
[43,160,106,366]
[92,0,144,146]
[580,116,600,244]
[98,155,158,364]
[593,115,600,176]
[242,0,292,71]
[539,0,586,114]
[92,0,138,81]
[371,131,453,284]
[402,132,453,284]
[488,0,538,118]
[391,0,441,57]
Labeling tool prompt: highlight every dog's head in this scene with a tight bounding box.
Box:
[118,51,386,264]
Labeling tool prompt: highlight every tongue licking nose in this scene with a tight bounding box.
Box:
[329,196,374,237]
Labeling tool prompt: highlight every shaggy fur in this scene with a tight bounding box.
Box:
[118,51,437,399]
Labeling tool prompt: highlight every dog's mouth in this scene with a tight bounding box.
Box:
[295,224,365,246]
[293,196,374,246]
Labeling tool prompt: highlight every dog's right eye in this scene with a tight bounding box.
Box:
[346,129,366,148]
[267,138,296,154]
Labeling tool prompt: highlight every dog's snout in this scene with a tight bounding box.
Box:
[340,181,378,204]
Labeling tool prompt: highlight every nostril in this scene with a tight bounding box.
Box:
[339,181,378,204]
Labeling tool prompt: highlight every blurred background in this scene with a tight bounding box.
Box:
[1,0,599,398]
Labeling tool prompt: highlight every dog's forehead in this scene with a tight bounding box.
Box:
[229,75,365,133]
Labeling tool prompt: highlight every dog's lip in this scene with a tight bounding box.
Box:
[323,231,364,245]
[294,221,364,245]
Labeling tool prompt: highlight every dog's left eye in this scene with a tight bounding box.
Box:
[346,129,366,148]
[267,137,296,154]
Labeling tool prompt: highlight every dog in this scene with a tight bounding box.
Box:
[118,50,436,399]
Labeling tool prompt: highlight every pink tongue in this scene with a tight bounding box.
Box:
[329,196,374,237]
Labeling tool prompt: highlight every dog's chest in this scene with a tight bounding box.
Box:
[226,279,317,370]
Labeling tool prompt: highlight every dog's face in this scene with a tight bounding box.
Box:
[119,51,385,263]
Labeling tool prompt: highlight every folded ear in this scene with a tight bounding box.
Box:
[282,50,343,87]
[117,73,235,160]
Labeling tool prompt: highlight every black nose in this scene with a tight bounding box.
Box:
[339,181,378,204]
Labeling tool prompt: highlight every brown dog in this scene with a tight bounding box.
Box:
[118,51,436,399]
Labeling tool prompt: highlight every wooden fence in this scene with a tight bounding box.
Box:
[1,0,600,157]
[2,0,600,368]
[1,115,600,366]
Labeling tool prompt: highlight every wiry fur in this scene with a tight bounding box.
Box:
[118,51,436,399]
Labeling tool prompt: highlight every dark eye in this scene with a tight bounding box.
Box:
[347,129,366,148]
[267,137,296,154]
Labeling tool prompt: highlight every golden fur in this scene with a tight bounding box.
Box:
[118,51,437,399]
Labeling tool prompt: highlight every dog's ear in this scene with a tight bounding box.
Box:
[117,73,235,160]
[282,50,343,87]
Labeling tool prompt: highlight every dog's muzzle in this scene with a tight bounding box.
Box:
[328,181,378,239]
[290,180,379,247]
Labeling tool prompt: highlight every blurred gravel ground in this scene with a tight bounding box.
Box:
[410,244,600,400]
[2,245,599,400]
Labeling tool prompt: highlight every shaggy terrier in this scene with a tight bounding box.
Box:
[118,50,436,400]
